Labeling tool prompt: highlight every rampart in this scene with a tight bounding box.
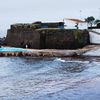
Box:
[5,22,90,49]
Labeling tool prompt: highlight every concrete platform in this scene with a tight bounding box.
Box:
[83,45,100,56]
[0,45,99,57]
[0,47,88,57]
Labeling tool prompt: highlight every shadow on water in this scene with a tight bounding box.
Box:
[60,62,86,73]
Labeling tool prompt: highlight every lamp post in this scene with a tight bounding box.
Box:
[80,10,82,28]
[80,10,82,20]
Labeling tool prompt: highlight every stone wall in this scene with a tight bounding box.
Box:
[5,28,90,49]
[5,29,40,49]
[39,29,89,49]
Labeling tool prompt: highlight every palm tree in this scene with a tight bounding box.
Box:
[85,16,95,27]
[94,19,100,25]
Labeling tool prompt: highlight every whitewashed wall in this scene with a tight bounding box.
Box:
[89,29,100,44]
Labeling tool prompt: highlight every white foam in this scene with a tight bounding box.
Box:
[54,58,66,62]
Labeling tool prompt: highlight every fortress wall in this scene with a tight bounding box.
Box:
[38,29,90,49]
[5,27,90,49]
[5,29,40,49]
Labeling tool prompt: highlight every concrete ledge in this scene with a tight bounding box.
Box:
[0,48,89,57]
[83,45,100,57]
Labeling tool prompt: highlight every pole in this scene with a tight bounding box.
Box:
[80,10,82,20]
[80,10,82,28]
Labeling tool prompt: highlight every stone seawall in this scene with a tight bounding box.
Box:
[38,29,89,49]
[5,28,90,49]
[6,29,40,48]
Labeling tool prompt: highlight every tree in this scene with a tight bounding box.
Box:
[94,19,100,25]
[85,16,95,27]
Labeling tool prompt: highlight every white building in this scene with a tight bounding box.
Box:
[88,23,100,44]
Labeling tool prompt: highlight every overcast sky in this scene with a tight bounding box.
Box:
[0,0,100,36]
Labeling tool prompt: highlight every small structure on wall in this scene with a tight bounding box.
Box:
[33,21,64,29]
[10,21,65,30]
[64,18,86,29]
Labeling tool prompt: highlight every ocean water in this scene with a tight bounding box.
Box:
[0,57,100,100]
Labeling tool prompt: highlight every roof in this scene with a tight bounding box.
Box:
[65,18,86,24]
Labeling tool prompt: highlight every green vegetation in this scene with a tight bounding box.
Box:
[94,19,100,25]
[85,16,95,27]
[85,16,100,27]
[32,24,41,29]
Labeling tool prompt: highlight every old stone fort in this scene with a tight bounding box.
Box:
[5,21,89,49]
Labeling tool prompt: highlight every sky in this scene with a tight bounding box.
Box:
[0,0,100,37]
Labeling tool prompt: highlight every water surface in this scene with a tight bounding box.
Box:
[0,57,100,100]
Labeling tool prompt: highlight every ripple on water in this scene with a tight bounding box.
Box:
[0,57,100,100]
